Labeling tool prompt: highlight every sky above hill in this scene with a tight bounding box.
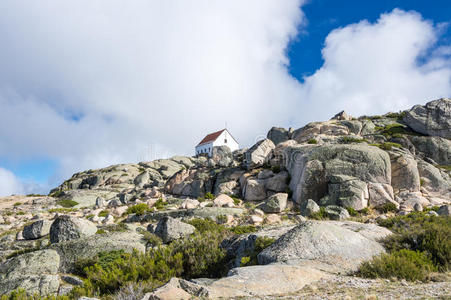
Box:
[0,0,450,196]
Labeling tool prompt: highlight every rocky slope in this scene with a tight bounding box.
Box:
[0,98,450,299]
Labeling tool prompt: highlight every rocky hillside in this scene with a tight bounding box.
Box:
[0,98,450,299]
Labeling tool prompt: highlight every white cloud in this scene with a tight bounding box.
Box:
[297,9,451,122]
[0,167,23,196]
[0,5,450,194]
[0,0,305,187]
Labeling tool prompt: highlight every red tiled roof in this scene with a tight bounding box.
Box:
[197,129,226,146]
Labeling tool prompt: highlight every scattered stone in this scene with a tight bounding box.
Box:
[180,199,200,209]
[437,204,451,216]
[325,205,350,220]
[245,139,275,170]
[154,216,195,243]
[213,194,235,207]
[262,193,288,213]
[300,199,320,217]
[250,215,264,225]
[22,220,52,240]
[49,216,97,244]
[265,214,281,224]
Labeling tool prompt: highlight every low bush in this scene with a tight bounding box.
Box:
[204,192,215,200]
[240,236,275,267]
[125,203,150,216]
[141,231,162,247]
[377,202,398,213]
[307,139,318,144]
[378,142,402,151]
[358,249,436,282]
[309,207,328,220]
[346,207,359,216]
[339,137,367,144]
[154,198,165,210]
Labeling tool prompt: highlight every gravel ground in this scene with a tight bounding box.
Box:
[240,274,451,300]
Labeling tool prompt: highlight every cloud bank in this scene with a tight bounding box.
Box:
[0,167,23,196]
[298,9,451,122]
[0,4,450,195]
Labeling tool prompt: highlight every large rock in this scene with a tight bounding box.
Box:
[243,179,266,201]
[284,144,391,205]
[408,136,451,165]
[322,175,368,210]
[257,221,387,273]
[389,149,420,192]
[204,264,325,298]
[403,98,451,138]
[437,205,451,216]
[264,171,289,192]
[49,216,97,244]
[245,139,275,170]
[261,193,288,213]
[50,231,146,273]
[22,220,52,240]
[368,182,397,208]
[0,250,60,296]
[165,168,214,198]
[267,127,290,145]
[154,216,195,243]
[417,161,451,197]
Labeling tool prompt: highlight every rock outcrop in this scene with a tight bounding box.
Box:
[404,98,451,138]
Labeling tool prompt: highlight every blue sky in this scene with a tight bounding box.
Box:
[0,0,450,196]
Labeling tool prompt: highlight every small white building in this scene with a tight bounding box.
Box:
[195,129,239,157]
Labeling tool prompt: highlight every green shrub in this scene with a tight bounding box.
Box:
[232,196,241,206]
[125,203,150,215]
[13,202,21,207]
[385,111,406,119]
[378,213,451,272]
[230,225,258,235]
[339,137,367,144]
[307,139,318,144]
[378,202,398,213]
[359,207,369,215]
[436,165,451,172]
[187,218,229,235]
[309,207,328,220]
[96,229,107,235]
[1,288,71,300]
[346,207,359,216]
[56,199,79,208]
[204,192,215,200]
[98,210,109,218]
[358,249,435,282]
[240,236,275,267]
[154,198,165,210]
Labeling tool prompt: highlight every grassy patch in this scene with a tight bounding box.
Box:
[98,210,109,218]
[204,192,215,200]
[307,138,318,144]
[125,203,150,216]
[339,137,368,144]
[56,199,79,208]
